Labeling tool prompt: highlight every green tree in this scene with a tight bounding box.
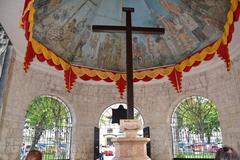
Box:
[134,112,141,120]
[25,96,68,154]
[176,96,220,143]
[99,114,110,127]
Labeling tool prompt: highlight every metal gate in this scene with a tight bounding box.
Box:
[22,125,72,160]
[94,127,100,160]
[143,126,151,158]
[171,96,222,160]
[21,96,72,160]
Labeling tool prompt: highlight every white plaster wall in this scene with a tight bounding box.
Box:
[0,51,240,160]
[0,55,124,160]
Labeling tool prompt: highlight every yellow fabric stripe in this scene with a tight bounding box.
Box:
[22,0,238,82]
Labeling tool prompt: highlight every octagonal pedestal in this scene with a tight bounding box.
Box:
[112,120,151,160]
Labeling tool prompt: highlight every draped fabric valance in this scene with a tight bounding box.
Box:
[20,0,240,97]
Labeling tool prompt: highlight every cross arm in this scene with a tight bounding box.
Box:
[92,25,165,34]
[132,27,165,34]
[92,25,126,33]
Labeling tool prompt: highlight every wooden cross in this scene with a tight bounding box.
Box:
[92,7,165,119]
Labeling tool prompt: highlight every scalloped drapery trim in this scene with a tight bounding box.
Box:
[20,0,240,96]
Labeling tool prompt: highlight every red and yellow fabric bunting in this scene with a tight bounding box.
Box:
[20,0,240,96]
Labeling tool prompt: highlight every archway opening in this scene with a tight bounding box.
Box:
[98,103,144,159]
[171,96,222,159]
[20,96,72,160]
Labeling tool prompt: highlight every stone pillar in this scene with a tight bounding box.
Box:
[112,119,150,160]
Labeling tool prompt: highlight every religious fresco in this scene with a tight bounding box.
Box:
[32,0,230,72]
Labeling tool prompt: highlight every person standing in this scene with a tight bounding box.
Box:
[25,149,42,160]
[20,143,26,160]
[215,146,240,160]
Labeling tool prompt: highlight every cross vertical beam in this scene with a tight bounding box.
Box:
[92,7,165,119]
[124,7,134,119]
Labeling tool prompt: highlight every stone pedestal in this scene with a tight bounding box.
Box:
[112,120,150,160]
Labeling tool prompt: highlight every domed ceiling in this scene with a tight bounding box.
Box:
[32,0,230,71]
[21,0,240,94]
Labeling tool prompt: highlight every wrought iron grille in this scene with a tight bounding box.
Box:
[0,23,11,123]
[20,96,72,160]
[22,125,72,160]
[0,23,10,77]
[171,96,222,160]
[0,23,9,55]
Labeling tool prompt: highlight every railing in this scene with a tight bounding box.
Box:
[21,125,72,160]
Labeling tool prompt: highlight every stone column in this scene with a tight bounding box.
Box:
[112,119,150,160]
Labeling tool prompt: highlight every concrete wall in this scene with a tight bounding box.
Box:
[1,49,240,160]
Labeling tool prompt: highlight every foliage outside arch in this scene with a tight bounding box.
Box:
[171,95,222,159]
[21,95,72,160]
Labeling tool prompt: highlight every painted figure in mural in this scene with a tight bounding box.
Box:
[132,36,145,67]
[74,19,91,58]
[133,34,173,68]
[109,34,122,70]
[144,35,156,67]
[153,36,172,64]
[60,18,77,60]
[82,33,100,66]
[106,35,122,70]
[32,0,230,71]
[97,34,113,69]
[145,35,155,57]
[132,37,140,58]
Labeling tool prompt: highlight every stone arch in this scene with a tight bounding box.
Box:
[20,95,73,160]
[167,94,216,126]
[97,102,144,158]
[170,95,222,159]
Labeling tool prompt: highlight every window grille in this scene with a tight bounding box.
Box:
[171,96,222,160]
[21,96,72,160]
[0,23,10,77]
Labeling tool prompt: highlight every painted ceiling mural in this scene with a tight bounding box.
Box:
[32,0,230,71]
[21,0,240,95]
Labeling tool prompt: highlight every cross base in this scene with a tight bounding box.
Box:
[112,120,151,160]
